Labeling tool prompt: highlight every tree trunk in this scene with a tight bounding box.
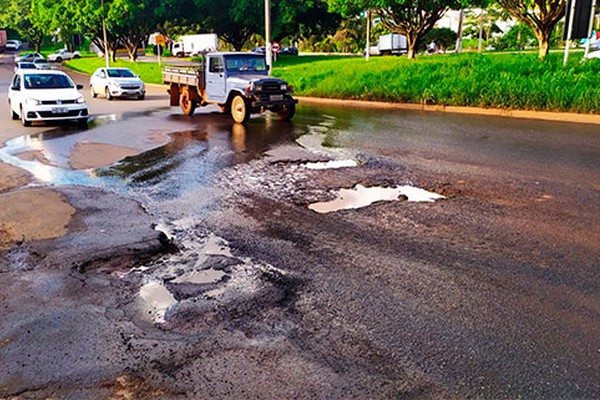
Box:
[478,10,484,53]
[406,32,419,60]
[535,29,551,59]
[456,9,464,53]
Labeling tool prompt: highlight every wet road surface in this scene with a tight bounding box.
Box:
[0,55,599,399]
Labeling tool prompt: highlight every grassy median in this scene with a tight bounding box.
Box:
[67,52,600,113]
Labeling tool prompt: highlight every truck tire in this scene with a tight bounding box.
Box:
[180,90,196,116]
[277,103,295,121]
[231,95,250,124]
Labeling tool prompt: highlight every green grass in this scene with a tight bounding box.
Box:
[65,52,600,113]
[271,52,600,113]
[66,57,164,85]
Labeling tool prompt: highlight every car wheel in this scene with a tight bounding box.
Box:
[56,57,62,62]
[73,54,80,59]
[105,87,113,101]
[20,106,31,127]
[90,85,97,98]
[231,95,250,124]
[138,94,145,100]
[9,101,18,120]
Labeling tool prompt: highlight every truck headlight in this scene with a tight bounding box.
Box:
[280,84,288,91]
[76,95,85,104]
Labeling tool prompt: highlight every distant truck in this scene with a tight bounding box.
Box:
[370,34,408,56]
[162,52,297,124]
[0,30,7,52]
[171,33,218,57]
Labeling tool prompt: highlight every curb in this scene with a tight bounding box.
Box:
[296,96,600,126]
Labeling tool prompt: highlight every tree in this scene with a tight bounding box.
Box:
[0,0,45,51]
[327,0,460,59]
[421,27,458,51]
[194,0,261,50]
[497,0,566,59]
[463,5,508,49]
[30,0,82,51]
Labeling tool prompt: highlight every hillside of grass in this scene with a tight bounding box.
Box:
[67,52,600,113]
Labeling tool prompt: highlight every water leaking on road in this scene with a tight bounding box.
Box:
[0,105,449,325]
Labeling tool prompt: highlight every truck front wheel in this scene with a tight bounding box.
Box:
[277,103,296,121]
[231,95,250,124]
[180,91,196,116]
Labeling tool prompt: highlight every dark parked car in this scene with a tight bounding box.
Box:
[279,46,298,55]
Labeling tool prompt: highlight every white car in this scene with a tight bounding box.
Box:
[14,62,37,72]
[8,70,88,127]
[5,40,22,51]
[15,52,44,63]
[47,49,81,62]
[89,67,146,100]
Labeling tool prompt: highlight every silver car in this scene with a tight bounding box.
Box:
[89,67,146,100]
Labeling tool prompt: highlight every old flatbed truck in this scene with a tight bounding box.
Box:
[162,52,297,124]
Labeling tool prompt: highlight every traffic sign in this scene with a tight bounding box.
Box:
[271,42,280,53]
[155,34,166,46]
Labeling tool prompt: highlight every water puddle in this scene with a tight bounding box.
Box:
[304,159,359,170]
[308,184,445,213]
[171,268,225,284]
[138,280,178,323]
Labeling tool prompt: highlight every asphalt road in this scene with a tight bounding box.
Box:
[0,53,599,399]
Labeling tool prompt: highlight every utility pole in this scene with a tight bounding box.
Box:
[584,0,597,58]
[265,0,272,74]
[366,10,371,61]
[101,0,110,68]
[564,0,577,65]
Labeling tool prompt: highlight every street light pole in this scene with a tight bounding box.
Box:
[365,9,371,61]
[265,0,272,74]
[101,0,110,68]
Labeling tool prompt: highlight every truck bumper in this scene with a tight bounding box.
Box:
[251,97,298,109]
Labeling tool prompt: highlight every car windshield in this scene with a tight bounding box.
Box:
[24,74,74,89]
[106,69,136,78]
[224,56,267,73]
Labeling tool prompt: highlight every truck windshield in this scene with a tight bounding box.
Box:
[224,56,267,73]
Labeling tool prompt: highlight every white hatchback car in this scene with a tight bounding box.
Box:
[89,67,146,100]
[8,70,88,127]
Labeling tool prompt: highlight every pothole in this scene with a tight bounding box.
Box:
[308,184,445,213]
